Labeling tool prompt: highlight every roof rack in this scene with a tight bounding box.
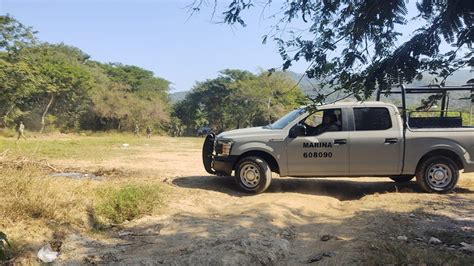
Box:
[376,84,474,96]
[376,84,474,126]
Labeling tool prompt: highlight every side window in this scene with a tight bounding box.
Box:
[354,107,392,131]
[302,109,343,136]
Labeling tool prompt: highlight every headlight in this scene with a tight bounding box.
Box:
[215,139,233,156]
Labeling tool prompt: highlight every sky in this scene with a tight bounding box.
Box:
[2,0,461,92]
[1,0,305,92]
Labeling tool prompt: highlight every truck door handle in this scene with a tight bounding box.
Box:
[269,138,284,142]
[334,139,347,145]
[384,138,398,144]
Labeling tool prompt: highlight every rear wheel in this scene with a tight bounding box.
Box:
[416,156,459,193]
[234,156,272,194]
[389,175,414,183]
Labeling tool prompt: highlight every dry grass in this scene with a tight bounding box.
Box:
[0,147,167,260]
[0,156,91,258]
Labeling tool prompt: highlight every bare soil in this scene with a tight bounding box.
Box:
[36,138,474,264]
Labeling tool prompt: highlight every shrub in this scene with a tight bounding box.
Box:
[94,184,163,224]
[0,128,16,138]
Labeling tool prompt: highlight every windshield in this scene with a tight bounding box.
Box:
[269,108,306,129]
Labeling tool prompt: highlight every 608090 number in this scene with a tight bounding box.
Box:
[303,152,333,158]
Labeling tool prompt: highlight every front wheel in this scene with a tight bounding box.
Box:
[389,175,414,183]
[234,156,272,194]
[416,156,459,193]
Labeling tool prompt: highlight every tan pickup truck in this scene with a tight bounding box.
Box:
[203,101,474,193]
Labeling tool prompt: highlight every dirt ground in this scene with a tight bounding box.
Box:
[10,136,473,264]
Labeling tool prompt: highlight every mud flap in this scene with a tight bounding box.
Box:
[202,133,216,174]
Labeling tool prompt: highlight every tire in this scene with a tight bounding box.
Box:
[234,156,272,194]
[389,175,415,183]
[415,156,459,193]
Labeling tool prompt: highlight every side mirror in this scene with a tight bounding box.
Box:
[289,124,306,138]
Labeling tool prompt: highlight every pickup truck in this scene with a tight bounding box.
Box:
[202,101,474,193]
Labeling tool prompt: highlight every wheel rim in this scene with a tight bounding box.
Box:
[427,163,452,189]
[240,163,260,188]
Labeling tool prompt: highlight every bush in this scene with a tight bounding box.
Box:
[0,231,11,261]
[0,162,94,226]
[0,128,16,138]
[94,184,163,224]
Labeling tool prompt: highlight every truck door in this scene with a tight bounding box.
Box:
[286,108,350,176]
[349,107,403,175]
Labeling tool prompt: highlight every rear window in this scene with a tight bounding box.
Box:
[354,107,392,131]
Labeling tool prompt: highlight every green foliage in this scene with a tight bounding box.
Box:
[0,231,10,261]
[99,63,169,93]
[0,15,171,132]
[173,69,306,134]
[192,0,473,102]
[0,14,36,53]
[0,54,40,127]
[94,184,163,224]
[82,62,170,131]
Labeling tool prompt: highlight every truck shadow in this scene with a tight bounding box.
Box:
[172,175,474,201]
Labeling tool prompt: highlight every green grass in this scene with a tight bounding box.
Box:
[94,183,164,224]
[0,133,203,162]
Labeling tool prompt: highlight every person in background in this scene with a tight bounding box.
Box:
[146,125,152,139]
[134,124,140,137]
[17,121,27,141]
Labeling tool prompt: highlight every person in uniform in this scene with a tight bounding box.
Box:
[133,124,140,137]
[17,121,27,140]
[306,114,340,136]
[146,126,152,138]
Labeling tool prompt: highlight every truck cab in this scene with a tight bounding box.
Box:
[202,101,474,194]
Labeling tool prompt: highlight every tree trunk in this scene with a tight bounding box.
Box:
[2,103,16,128]
[40,94,54,133]
[1,104,15,128]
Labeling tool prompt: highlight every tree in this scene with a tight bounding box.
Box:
[89,62,171,131]
[191,0,473,102]
[232,71,306,127]
[0,15,38,127]
[98,63,170,96]
[172,69,305,134]
[0,15,36,53]
[0,15,172,133]
[21,44,94,132]
[0,54,39,127]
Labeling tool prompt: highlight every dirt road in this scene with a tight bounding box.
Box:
[53,139,473,264]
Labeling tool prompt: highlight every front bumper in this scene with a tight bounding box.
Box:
[202,133,238,176]
[213,155,238,176]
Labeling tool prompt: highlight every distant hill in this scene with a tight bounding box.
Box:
[288,69,473,110]
[169,69,472,110]
[288,68,473,95]
[169,91,189,104]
